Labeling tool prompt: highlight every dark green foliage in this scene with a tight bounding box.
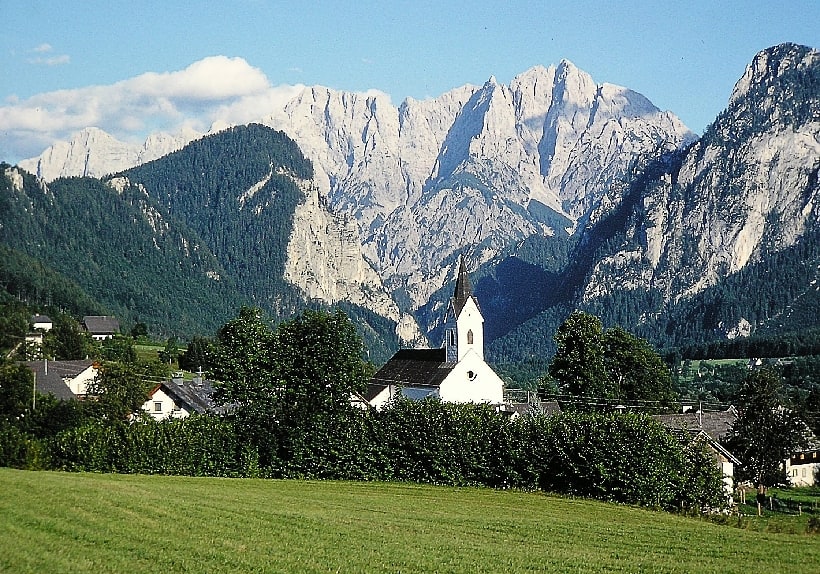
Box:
[548,312,676,410]
[0,244,104,316]
[85,362,162,421]
[44,314,95,360]
[0,360,33,422]
[727,368,808,487]
[50,416,239,476]
[178,336,215,372]
[549,312,610,401]
[99,335,138,364]
[122,124,311,325]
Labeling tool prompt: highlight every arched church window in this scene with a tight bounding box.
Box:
[467,329,474,345]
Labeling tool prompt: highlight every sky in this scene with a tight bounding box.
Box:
[1,0,818,163]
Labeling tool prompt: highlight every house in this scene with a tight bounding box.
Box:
[786,449,820,487]
[82,315,120,340]
[654,408,741,500]
[142,374,223,420]
[24,359,98,399]
[366,256,505,409]
[30,315,53,331]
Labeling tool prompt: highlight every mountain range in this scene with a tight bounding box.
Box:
[5,42,820,375]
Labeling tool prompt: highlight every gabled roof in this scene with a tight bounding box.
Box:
[654,409,737,442]
[150,377,224,415]
[24,360,95,401]
[366,348,454,401]
[82,315,120,335]
[666,427,742,465]
[31,315,53,324]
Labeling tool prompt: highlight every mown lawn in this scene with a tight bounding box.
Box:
[1,469,818,573]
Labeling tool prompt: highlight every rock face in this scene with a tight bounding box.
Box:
[283,179,424,344]
[19,127,200,180]
[262,62,695,307]
[20,61,693,321]
[579,43,820,322]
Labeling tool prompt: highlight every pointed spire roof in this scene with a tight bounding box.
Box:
[452,255,473,316]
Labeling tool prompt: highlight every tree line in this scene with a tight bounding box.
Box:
[1,307,730,512]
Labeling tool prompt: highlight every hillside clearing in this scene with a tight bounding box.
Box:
[1,469,817,573]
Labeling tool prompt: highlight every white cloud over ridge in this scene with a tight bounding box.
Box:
[0,56,303,163]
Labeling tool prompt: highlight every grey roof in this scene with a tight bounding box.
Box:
[665,427,742,465]
[82,315,120,335]
[152,377,225,415]
[367,348,454,401]
[31,315,53,324]
[24,360,94,401]
[653,409,738,442]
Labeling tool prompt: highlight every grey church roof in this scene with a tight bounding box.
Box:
[366,348,454,401]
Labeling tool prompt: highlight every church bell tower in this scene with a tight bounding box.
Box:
[443,256,484,363]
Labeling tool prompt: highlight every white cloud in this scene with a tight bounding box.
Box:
[27,54,71,66]
[0,56,299,163]
[33,43,53,53]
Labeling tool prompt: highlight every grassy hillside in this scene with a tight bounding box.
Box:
[1,469,817,573]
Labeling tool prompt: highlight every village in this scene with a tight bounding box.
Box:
[11,258,820,513]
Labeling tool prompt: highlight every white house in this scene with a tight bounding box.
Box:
[786,449,820,487]
[31,315,53,331]
[141,375,221,420]
[654,411,742,502]
[366,256,505,409]
[24,359,98,399]
[82,315,120,340]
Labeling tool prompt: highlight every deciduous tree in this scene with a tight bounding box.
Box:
[727,368,807,487]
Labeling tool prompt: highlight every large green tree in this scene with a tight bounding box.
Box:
[549,312,611,402]
[726,368,808,488]
[548,312,677,411]
[211,307,369,474]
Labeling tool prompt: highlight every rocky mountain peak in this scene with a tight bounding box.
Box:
[730,43,819,105]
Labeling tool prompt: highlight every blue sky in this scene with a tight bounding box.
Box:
[1,0,817,163]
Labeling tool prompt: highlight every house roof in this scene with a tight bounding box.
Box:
[82,315,120,335]
[654,409,738,442]
[24,360,94,401]
[150,377,224,415]
[666,427,742,465]
[31,315,52,324]
[366,348,454,401]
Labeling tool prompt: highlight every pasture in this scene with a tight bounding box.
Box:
[0,468,817,573]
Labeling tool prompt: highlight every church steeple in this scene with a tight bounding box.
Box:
[443,255,484,363]
[452,255,473,316]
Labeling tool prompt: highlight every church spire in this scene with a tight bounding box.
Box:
[452,254,473,316]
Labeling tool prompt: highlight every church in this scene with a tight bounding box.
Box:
[363,257,505,409]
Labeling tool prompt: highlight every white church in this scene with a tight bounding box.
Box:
[363,256,506,409]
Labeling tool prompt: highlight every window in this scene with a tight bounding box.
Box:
[467,370,477,381]
[154,401,163,412]
[448,330,456,346]
[467,329,474,345]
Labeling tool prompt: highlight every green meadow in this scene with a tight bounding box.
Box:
[1,468,817,574]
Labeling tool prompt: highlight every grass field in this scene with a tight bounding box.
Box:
[1,469,818,574]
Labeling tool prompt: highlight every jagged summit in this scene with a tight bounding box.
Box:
[730,43,819,105]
